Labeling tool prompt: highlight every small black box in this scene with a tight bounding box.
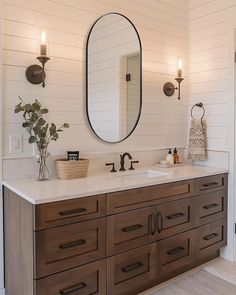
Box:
[67,151,79,161]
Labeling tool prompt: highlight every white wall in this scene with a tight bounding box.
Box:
[188,0,236,261]
[2,0,188,165]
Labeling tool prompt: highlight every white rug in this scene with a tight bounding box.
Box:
[144,269,236,294]
[204,265,236,286]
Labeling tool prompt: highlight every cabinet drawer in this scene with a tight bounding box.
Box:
[108,244,156,295]
[195,174,227,195]
[35,218,106,278]
[157,230,194,278]
[35,194,106,230]
[35,259,106,295]
[196,219,227,258]
[108,180,194,214]
[157,198,195,240]
[195,190,227,226]
[108,207,155,255]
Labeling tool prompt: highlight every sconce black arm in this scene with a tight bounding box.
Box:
[163,77,184,100]
[25,55,50,88]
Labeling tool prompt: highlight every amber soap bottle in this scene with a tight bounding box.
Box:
[173,147,179,164]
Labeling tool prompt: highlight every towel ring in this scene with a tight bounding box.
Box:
[191,102,205,119]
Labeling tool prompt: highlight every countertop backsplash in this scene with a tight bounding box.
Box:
[3,148,185,180]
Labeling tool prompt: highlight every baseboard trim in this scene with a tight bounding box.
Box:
[0,289,5,295]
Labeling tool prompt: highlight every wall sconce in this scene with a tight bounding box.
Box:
[163,59,184,100]
[25,31,50,88]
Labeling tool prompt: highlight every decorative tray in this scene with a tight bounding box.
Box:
[155,163,183,168]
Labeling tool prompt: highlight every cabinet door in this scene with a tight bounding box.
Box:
[107,244,157,295]
[35,259,106,295]
[107,207,156,255]
[196,219,227,260]
[157,230,195,279]
[156,198,195,240]
[35,218,106,278]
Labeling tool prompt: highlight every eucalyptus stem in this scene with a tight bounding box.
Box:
[14,97,70,181]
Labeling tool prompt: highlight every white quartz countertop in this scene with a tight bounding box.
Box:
[3,165,228,205]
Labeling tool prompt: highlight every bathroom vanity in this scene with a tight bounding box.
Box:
[3,166,228,295]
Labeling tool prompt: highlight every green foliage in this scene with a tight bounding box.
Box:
[14,96,70,149]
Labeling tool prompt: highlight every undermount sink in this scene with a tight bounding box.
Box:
[115,170,169,180]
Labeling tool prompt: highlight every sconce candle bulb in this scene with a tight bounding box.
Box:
[177,59,182,78]
[40,31,47,56]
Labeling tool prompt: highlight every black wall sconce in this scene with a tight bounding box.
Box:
[25,31,50,88]
[163,59,184,100]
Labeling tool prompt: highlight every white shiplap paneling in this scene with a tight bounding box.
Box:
[2,0,188,157]
[189,0,236,262]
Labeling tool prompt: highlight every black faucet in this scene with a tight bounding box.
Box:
[119,152,132,171]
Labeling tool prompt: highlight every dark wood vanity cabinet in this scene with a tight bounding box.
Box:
[4,173,228,295]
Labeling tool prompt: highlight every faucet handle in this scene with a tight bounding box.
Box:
[106,162,117,173]
[129,160,139,170]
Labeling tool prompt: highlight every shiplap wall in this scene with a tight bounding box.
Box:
[2,0,188,158]
[189,0,236,261]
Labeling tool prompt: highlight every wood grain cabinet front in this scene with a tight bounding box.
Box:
[107,180,194,214]
[107,207,156,255]
[157,230,195,280]
[196,218,227,260]
[195,190,227,226]
[35,218,106,278]
[156,197,195,240]
[35,194,106,230]
[107,243,157,295]
[108,197,195,256]
[35,259,106,295]
[3,173,228,295]
[195,174,227,195]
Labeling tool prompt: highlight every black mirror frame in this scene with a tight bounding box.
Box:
[86,12,142,144]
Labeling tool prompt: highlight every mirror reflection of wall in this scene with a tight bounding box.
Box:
[87,13,142,143]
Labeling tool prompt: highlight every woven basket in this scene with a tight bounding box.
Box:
[55,158,89,179]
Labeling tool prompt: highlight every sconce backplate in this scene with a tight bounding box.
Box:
[163,82,175,97]
[25,64,45,85]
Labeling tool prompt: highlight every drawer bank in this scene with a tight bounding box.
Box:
[4,173,227,295]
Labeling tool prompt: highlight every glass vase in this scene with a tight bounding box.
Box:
[37,144,50,181]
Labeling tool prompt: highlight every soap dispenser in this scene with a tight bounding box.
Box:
[173,147,179,164]
[166,149,174,165]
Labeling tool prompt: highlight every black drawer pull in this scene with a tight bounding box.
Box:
[149,213,156,235]
[203,233,218,240]
[59,239,86,250]
[60,282,87,294]
[167,246,185,256]
[157,211,163,233]
[166,212,184,220]
[122,262,143,273]
[202,182,219,188]
[203,203,218,210]
[59,208,87,216]
[122,224,143,232]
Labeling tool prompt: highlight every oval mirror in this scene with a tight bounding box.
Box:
[86,13,142,143]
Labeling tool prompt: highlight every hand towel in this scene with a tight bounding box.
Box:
[188,118,207,161]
